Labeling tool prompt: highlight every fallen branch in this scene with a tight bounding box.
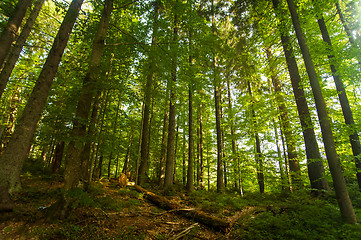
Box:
[170,223,199,240]
[134,185,230,232]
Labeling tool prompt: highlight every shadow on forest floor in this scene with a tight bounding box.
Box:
[1,175,361,239]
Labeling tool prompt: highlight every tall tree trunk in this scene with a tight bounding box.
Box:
[0,0,44,99]
[164,8,178,192]
[186,85,194,192]
[138,1,160,185]
[0,0,83,212]
[215,84,224,193]
[286,0,356,224]
[315,7,361,190]
[199,103,204,189]
[0,0,33,69]
[271,0,329,192]
[64,0,113,193]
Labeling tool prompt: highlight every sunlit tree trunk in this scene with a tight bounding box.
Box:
[286,0,356,224]
[0,0,33,69]
[0,0,44,99]
[0,0,83,212]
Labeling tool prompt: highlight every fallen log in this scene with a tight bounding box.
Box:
[134,185,230,232]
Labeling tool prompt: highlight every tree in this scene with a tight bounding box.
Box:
[138,0,161,185]
[0,0,33,69]
[270,0,329,193]
[314,1,361,190]
[0,0,84,212]
[286,0,357,224]
[164,0,179,192]
[0,0,45,99]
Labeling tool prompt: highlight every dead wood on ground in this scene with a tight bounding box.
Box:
[134,185,230,232]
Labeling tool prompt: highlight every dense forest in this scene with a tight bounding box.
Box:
[1,0,361,239]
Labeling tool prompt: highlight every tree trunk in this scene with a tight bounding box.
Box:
[0,0,44,99]
[271,0,329,192]
[186,85,194,192]
[215,84,224,193]
[158,106,169,186]
[286,0,357,224]
[0,0,33,68]
[0,0,83,212]
[51,141,64,174]
[138,1,160,185]
[63,0,113,192]
[163,7,178,192]
[315,8,361,190]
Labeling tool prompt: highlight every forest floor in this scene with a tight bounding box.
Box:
[1,175,361,240]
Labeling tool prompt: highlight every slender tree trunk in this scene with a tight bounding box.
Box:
[271,0,329,192]
[182,125,186,185]
[286,0,357,224]
[158,106,169,186]
[64,0,113,192]
[186,85,194,192]
[0,0,44,99]
[138,1,160,185]
[0,0,83,212]
[51,141,64,174]
[0,0,33,69]
[164,9,178,191]
[315,8,361,190]
[199,103,204,189]
[215,84,224,193]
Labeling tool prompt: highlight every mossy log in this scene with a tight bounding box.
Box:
[134,185,230,232]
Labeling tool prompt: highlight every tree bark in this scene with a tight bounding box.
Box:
[286,0,357,224]
[0,0,83,212]
[0,0,33,69]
